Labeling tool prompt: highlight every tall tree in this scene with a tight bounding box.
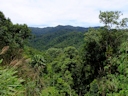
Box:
[99,11,128,29]
[81,11,128,96]
[0,11,31,64]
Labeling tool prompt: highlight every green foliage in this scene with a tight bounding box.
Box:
[24,80,41,96]
[99,11,128,29]
[30,31,85,50]
[23,46,43,58]
[0,11,31,64]
[0,11,31,49]
[29,25,93,50]
[28,54,46,95]
[43,46,81,96]
[41,11,128,96]
[45,48,63,62]
[0,67,24,96]
[31,55,46,68]
[41,87,60,96]
[85,79,99,96]
[82,11,128,96]
[0,59,3,64]
[80,11,128,96]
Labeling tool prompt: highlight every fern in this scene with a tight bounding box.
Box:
[0,67,24,96]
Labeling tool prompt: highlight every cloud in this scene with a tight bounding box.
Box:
[0,0,128,27]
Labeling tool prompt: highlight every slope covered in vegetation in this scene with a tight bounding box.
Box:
[29,26,85,50]
[29,26,100,50]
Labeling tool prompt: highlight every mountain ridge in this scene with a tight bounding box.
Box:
[29,25,100,35]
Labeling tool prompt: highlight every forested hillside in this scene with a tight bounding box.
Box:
[29,26,100,50]
[1,10,128,96]
[30,25,89,35]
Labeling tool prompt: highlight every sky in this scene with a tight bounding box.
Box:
[0,0,128,28]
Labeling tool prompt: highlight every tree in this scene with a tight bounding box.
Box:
[41,87,60,96]
[99,11,128,29]
[85,42,128,95]
[0,11,31,64]
[0,11,31,49]
[45,48,63,62]
[30,54,46,94]
[43,47,81,96]
[81,11,128,96]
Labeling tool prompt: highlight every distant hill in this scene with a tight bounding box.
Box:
[29,25,91,35]
[29,25,100,50]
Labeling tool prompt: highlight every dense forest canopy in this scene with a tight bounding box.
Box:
[29,26,99,50]
[0,10,128,96]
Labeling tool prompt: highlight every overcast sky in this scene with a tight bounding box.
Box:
[0,0,128,28]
